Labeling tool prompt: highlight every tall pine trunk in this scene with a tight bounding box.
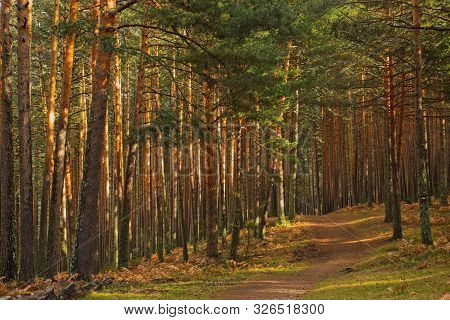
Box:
[412,0,432,245]
[17,0,34,282]
[47,0,79,277]
[383,58,393,223]
[387,56,402,240]
[38,0,59,275]
[230,123,241,260]
[76,0,117,279]
[0,0,17,281]
[119,23,147,268]
[440,114,448,206]
[112,18,123,267]
[204,81,218,258]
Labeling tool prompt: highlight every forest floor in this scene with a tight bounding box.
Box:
[211,210,385,299]
[2,203,447,300]
[85,202,449,300]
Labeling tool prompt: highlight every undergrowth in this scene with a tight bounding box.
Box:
[84,218,310,299]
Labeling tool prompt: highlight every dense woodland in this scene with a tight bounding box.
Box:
[0,0,448,282]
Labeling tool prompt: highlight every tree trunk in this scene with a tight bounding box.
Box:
[79,64,87,189]
[230,124,241,260]
[412,0,432,245]
[38,0,59,276]
[179,99,189,262]
[112,18,123,268]
[387,56,402,240]
[76,0,117,279]
[64,147,75,269]
[17,0,34,282]
[313,122,321,214]
[440,114,448,206]
[204,81,218,258]
[47,0,79,277]
[288,88,299,218]
[383,58,393,223]
[0,0,17,281]
[367,110,374,208]
[119,141,137,268]
[118,23,147,268]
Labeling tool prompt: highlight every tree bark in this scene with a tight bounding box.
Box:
[38,0,59,276]
[367,111,374,208]
[383,58,393,223]
[112,17,123,267]
[440,112,448,206]
[76,0,117,279]
[47,0,79,277]
[230,123,241,260]
[64,147,75,269]
[204,81,219,258]
[118,23,147,268]
[387,56,402,240]
[17,0,34,282]
[412,0,432,245]
[0,0,17,281]
[119,141,137,268]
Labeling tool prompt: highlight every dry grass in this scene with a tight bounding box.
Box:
[85,218,311,299]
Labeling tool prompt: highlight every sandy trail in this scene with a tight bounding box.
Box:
[211,213,385,299]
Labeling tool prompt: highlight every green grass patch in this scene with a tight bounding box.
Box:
[303,249,448,299]
[304,204,450,300]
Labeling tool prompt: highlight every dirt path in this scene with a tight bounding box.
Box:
[211,212,386,299]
